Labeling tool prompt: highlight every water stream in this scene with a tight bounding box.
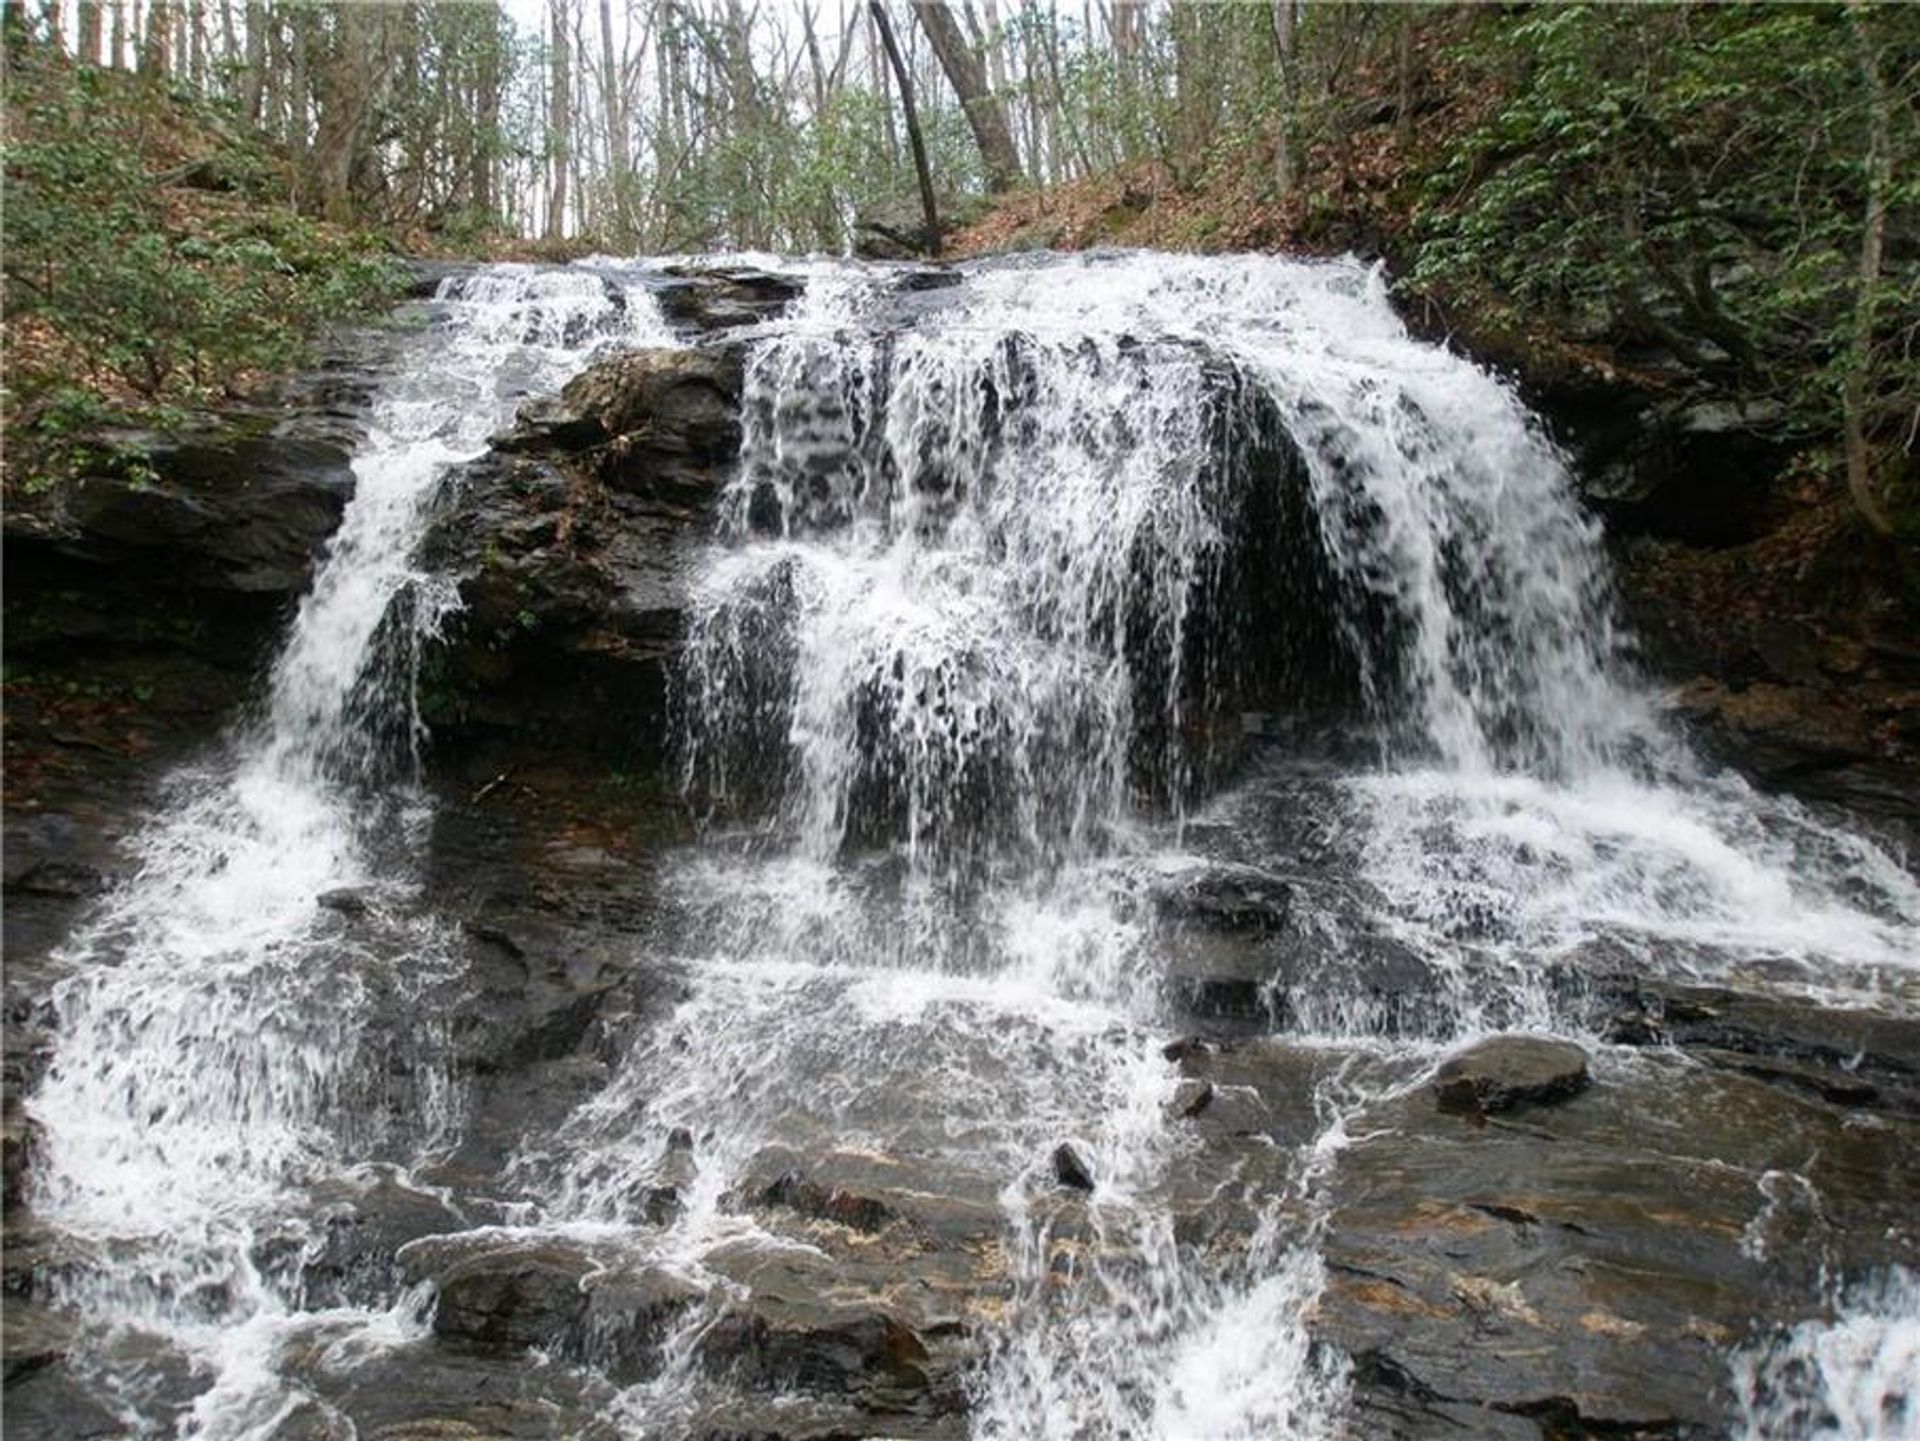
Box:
[20,252,1920,1439]
[26,265,677,1435]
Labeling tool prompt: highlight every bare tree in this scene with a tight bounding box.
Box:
[911,0,1023,192]
[870,0,939,253]
[547,0,571,239]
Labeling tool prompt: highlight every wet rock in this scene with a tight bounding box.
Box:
[1052,1142,1096,1192]
[289,1175,466,1310]
[653,266,804,331]
[696,1244,941,1410]
[761,1170,895,1234]
[421,346,745,765]
[280,1336,625,1440]
[2,1105,43,1211]
[1431,1035,1591,1116]
[1170,1079,1214,1118]
[1317,1048,1920,1437]
[498,347,744,506]
[316,886,372,917]
[405,1235,596,1350]
[1150,862,1292,936]
[2,1354,128,1439]
[1162,1035,1214,1065]
[1594,974,1920,1118]
[1664,677,1920,831]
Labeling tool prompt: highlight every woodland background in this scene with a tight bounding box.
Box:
[3,1,1916,556]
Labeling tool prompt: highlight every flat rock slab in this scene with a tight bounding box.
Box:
[1319,1046,1920,1438]
[1432,1034,1591,1116]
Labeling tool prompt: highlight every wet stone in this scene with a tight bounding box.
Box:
[1052,1142,1096,1193]
[1432,1035,1592,1117]
[403,1236,596,1351]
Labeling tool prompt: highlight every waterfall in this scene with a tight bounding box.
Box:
[19,251,1917,1439]
[25,264,676,1435]
[518,252,1916,1435]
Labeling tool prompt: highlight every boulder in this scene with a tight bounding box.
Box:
[405,1235,596,1350]
[1051,1142,1096,1193]
[1431,1035,1591,1116]
[653,266,804,331]
[421,345,746,764]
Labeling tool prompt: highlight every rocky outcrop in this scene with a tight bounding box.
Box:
[4,326,402,675]
[1318,1042,1920,1439]
[420,344,746,767]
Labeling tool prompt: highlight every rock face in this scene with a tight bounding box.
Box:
[8,262,1919,1441]
[420,344,744,767]
[4,325,403,676]
[1318,1044,1920,1440]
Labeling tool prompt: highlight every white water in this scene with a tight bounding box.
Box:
[535,252,1920,1436]
[25,264,675,1435]
[21,251,1919,1439]
[1733,1267,1920,1439]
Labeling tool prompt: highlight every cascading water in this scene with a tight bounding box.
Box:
[516,252,1918,1436]
[24,264,676,1435]
[18,251,1918,1439]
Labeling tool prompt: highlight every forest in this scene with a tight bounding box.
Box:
[5,1,1917,546]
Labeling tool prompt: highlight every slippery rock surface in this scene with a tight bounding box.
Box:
[420,344,745,765]
[1430,1035,1592,1116]
[9,258,1919,1441]
[4,325,405,673]
[1318,1046,1920,1439]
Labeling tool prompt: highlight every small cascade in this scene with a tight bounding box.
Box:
[25,264,676,1433]
[1733,1267,1920,1440]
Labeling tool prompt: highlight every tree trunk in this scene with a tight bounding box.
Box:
[473,16,500,220]
[141,0,170,75]
[311,3,377,223]
[240,0,264,122]
[597,0,633,238]
[1270,0,1295,195]
[1843,3,1894,537]
[911,0,1023,192]
[78,0,104,64]
[870,0,939,254]
[546,0,570,239]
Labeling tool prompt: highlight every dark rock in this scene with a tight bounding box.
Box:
[694,1245,939,1408]
[2,1106,42,1211]
[853,202,940,260]
[422,345,744,764]
[316,887,372,917]
[653,267,804,332]
[1432,1035,1591,1116]
[1663,677,1920,833]
[405,1235,596,1350]
[1593,973,1920,1118]
[1151,863,1292,936]
[1568,395,1787,547]
[1170,1079,1215,1119]
[2,1354,128,1439]
[1162,1035,1214,1065]
[1051,1142,1095,1193]
[760,1170,896,1234]
[1316,1048,1920,1438]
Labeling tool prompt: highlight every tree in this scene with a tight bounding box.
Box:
[911,0,1022,193]
[872,0,939,251]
